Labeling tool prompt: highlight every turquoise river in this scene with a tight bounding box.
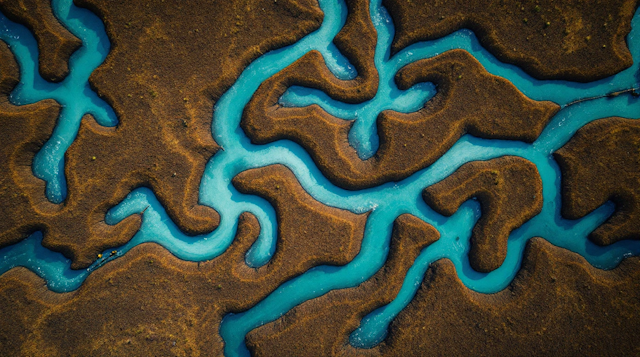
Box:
[0,0,639,356]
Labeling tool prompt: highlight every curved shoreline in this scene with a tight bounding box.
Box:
[0,0,639,356]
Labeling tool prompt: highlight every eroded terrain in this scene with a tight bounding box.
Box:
[1,0,639,356]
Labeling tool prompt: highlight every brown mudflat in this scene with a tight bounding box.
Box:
[332,0,379,101]
[0,164,367,356]
[246,213,440,356]
[3,216,639,356]
[423,156,543,273]
[555,117,640,245]
[0,42,144,262]
[233,164,367,269]
[383,0,640,82]
[1,0,640,355]
[0,0,81,82]
[0,0,322,268]
[247,239,640,356]
[243,49,558,190]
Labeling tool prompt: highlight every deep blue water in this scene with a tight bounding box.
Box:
[0,0,639,356]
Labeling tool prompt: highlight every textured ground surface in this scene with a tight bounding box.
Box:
[0,0,81,82]
[248,239,640,356]
[243,48,559,190]
[1,0,640,355]
[423,156,543,273]
[555,117,640,246]
[0,163,368,356]
[0,0,322,268]
[383,0,640,81]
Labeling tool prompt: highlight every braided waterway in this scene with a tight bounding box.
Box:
[0,0,639,356]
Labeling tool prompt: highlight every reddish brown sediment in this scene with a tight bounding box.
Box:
[2,1,639,355]
[423,156,543,273]
[0,217,264,357]
[0,174,368,357]
[243,49,558,190]
[332,0,379,101]
[246,213,440,356]
[75,0,324,102]
[0,0,81,82]
[232,164,368,271]
[248,239,640,356]
[241,0,378,112]
[555,117,640,246]
[0,0,323,268]
[0,270,60,357]
[383,0,640,82]
[0,41,143,260]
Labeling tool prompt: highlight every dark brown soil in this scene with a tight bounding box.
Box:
[0,163,367,356]
[233,164,368,269]
[1,1,639,356]
[333,0,379,101]
[243,49,558,190]
[423,156,543,272]
[383,0,640,82]
[555,117,640,245]
[247,238,640,356]
[3,225,639,356]
[0,0,323,268]
[246,213,440,356]
[0,0,81,82]
[0,42,144,262]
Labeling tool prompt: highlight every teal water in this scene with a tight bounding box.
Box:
[279,4,437,159]
[0,0,639,356]
[0,0,116,204]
